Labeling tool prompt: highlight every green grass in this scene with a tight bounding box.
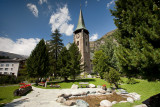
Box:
[35,78,110,89]
[113,78,160,107]
[0,86,20,106]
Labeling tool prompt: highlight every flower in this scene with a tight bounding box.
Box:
[102,84,106,87]
[19,83,26,85]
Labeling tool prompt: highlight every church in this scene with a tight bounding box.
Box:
[73,9,91,74]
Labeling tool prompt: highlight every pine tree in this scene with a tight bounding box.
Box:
[111,0,160,80]
[26,39,49,79]
[69,43,82,81]
[49,29,64,77]
[58,47,71,81]
[92,50,109,78]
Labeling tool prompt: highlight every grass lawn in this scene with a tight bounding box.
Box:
[35,78,110,89]
[113,78,160,107]
[0,86,20,107]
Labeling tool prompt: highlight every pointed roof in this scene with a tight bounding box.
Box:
[75,9,87,31]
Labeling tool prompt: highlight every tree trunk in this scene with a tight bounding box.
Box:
[64,77,68,82]
[114,83,118,89]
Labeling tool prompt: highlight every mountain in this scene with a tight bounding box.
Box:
[90,29,116,53]
[0,51,28,59]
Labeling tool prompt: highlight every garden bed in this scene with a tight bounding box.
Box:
[68,92,127,107]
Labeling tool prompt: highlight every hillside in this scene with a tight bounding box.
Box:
[0,51,28,59]
[90,29,116,53]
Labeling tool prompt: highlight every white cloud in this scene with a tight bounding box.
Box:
[27,3,39,17]
[0,37,40,56]
[85,1,88,7]
[38,0,47,5]
[90,33,98,41]
[49,5,74,36]
[107,0,115,8]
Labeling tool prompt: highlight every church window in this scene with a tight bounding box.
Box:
[77,41,79,46]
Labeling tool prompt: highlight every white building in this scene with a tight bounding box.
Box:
[0,59,25,77]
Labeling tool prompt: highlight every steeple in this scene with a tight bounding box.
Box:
[75,9,87,31]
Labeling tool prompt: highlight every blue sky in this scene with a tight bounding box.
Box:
[0,0,117,56]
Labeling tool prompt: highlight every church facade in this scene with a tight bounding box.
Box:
[73,9,91,74]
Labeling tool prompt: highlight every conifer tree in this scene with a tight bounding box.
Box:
[69,43,82,81]
[111,0,160,80]
[58,47,71,81]
[49,29,64,77]
[26,39,49,79]
[92,50,109,78]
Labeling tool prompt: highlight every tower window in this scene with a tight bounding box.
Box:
[86,42,87,46]
[77,41,79,46]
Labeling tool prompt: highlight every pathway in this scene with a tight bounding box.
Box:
[4,86,101,107]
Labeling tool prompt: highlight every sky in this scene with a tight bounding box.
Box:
[0,0,117,56]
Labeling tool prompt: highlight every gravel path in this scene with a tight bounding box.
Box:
[5,86,102,107]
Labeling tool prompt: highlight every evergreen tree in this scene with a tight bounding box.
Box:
[99,35,117,69]
[58,47,71,81]
[26,39,49,79]
[69,43,82,81]
[49,29,64,77]
[111,0,160,80]
[92,50,109,78]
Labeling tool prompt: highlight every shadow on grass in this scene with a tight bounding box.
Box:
[0,104,5,107]
[4,98,29,107]
[47,79,96,85]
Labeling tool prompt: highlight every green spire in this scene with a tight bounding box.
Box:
[75,9,87,31]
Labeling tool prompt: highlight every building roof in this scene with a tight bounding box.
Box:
[75,9,88,31]
[0,59,25,62]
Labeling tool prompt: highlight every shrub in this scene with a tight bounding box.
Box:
[104,67,120,88]
[0,75,17,84]
[126,78,137,84]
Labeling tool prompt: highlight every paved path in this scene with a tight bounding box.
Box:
[4,86,101,107]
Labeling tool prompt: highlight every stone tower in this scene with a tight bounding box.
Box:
[73,9,91,73]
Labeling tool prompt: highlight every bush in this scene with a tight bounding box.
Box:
[126,78,137,84]
[104,67,120,88]
[0,75,17,84]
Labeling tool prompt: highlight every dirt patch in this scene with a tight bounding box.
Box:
[68,92,127,107]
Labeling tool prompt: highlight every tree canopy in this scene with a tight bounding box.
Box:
[111,0,160,80]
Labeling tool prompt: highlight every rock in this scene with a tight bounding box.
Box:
[98,90,106,94]
[71,84,79,89]
[56,97,66,103]
[116,92,121,95]
[87,75,92,78]
[97,85,102,88]
[90,90,96,94]
[127,97,134,103]
[58,93,65,98]
[119,101,127,103]
[100,100,112,107]
[112,101,117,105]
[89,84,96,88]
[81,92,87,96]
[133,104,147,107]
[128,92,141,101]
[63,94,72,98]
[107,88,112,93]
[71,91,81,96]
[64,100,76,106]
[76,99,89,107]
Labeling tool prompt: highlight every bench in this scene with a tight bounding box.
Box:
[79,82,89,88]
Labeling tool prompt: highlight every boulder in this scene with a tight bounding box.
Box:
[89,84,96,88]
[119,101,128,103]
[107,88,112,93]
[76,99,89,107]
[90,90,96,94]
[56,97,66,103]
[133,104,147,107]
[63,93,72,98]
[58,93,65,98]
[64,100,76,106]
[71,84,79,89]
[100,100,112,107]
[81,92,87,96]
[98,90,106,94]
[112,101,117,105]
[128,92,141,101]
[127,97,134,103]
[71,91,81,96]
[97,85,102,88]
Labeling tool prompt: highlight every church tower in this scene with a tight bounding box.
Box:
[74,9,91,73]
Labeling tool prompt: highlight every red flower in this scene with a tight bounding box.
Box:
[102,84,106,87]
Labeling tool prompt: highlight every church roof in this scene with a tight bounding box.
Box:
[75,9,87,31]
